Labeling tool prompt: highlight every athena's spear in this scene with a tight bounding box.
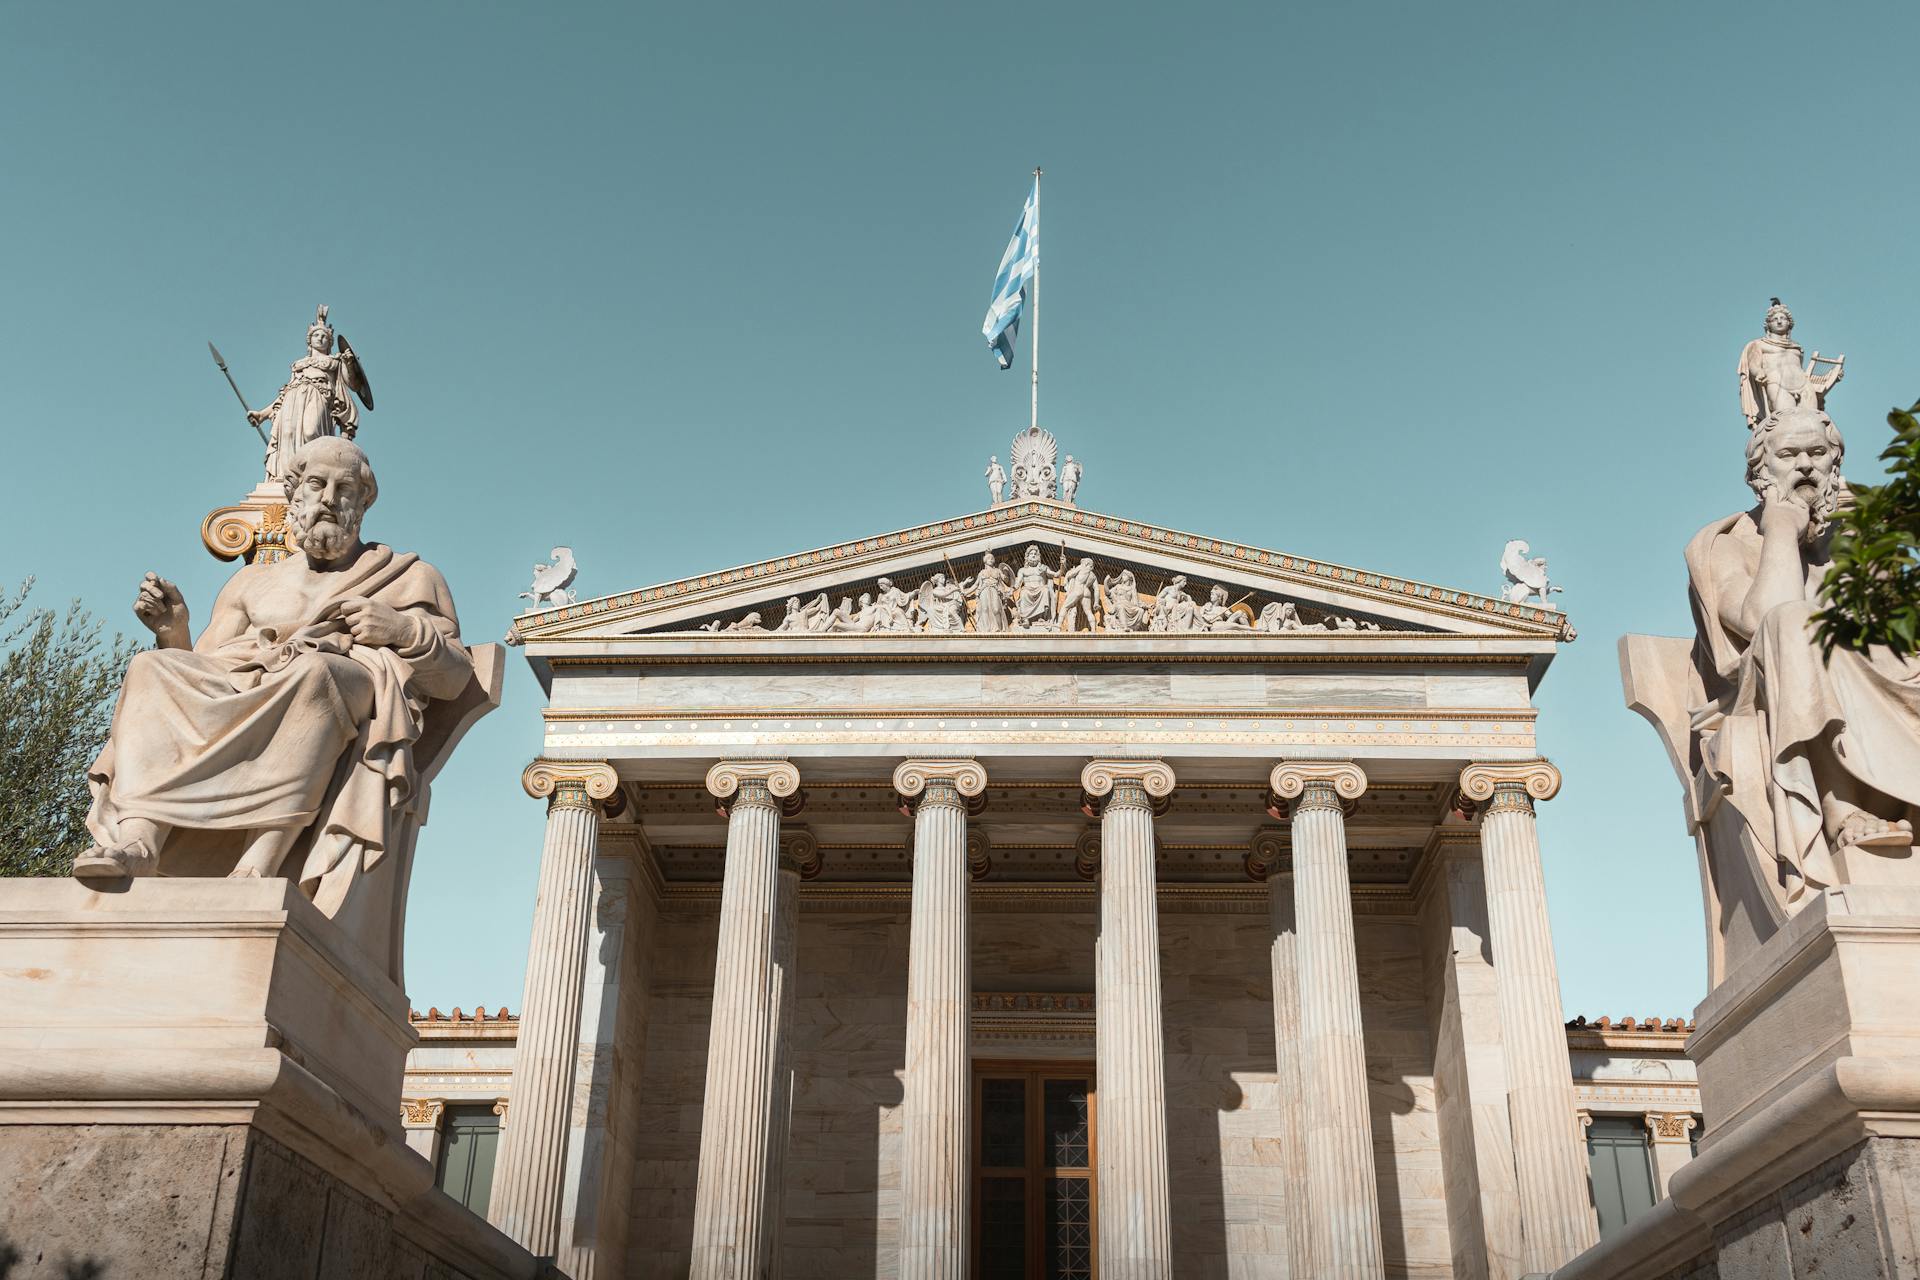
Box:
[208,342,270,447]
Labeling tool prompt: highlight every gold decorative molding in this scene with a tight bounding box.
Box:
[201,486,293,565]
[400,1097,444,1128]
[1647,1111,1698,1144]
[892,758,989,800]
[1459,759,1562,804]
[521,759,619,804]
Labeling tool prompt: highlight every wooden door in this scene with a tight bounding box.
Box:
[972,1061,1096,1279]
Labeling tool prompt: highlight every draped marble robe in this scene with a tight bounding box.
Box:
[1686,508,1920,909]
[86,543,472,969]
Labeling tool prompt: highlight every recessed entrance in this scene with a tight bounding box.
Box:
[972,1061,1097,1279]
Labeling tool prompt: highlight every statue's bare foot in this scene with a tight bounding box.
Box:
[227,864,266,880]
[72,846,154,881]
[1836,810,1915,853]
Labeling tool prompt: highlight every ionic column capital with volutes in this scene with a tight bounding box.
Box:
[779,826,823,879]
[705,759,803,816]
[521,758,620,811]
[1080,758,1175,815]
[1459,759,1562,812]
[1244,826,1289,881]
[1270,760,1368,811]
[894,759,988,818]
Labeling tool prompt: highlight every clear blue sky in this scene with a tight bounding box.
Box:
[5,2,1918,1018]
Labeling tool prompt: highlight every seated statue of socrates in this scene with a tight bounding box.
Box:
[76,439,474,922]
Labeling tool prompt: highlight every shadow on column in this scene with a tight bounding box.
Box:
[775,911,908,1278]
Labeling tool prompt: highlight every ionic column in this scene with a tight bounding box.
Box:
[1272,761,1383,1280]
[761,826,818,1275]
[492,759,620,1254]
[1247,830,1314,1279]
[895,759,988,1280]
[1082,759,1176,1280]
[1460,760,1597,1269]
[690,760,803,1280]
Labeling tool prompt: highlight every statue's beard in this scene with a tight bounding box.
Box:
[288,501,363,560]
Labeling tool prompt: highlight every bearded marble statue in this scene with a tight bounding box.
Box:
[1684,405,1918,912]
[75,438,482,979]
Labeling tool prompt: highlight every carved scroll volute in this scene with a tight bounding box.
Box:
[1074,827,1102,880]
[892,759,989,803]
[705,760,803,816]
[1079,759,1176,800]
[1245,827,1288,882]
[521,759,619,808]
[779,827,823,880]
[1458,760,1562,805]
[1269,761,1368,808]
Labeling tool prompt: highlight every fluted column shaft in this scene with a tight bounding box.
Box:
[1085,760,1174,1279]
[897,761,983,1280]
[759,837,805,1276]
[492,763,615,1254]
[1265,871,1316,1278]
[691,762,799,1280]
[1466,762,1597,1270]
[1278,763,1384,1280]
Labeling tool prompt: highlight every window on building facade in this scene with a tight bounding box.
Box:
[1586,1115,1657,1237]
[435,1103,502,1214]
[973,1063,1095,1279]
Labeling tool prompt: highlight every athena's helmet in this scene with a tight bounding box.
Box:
[307,304,336,352]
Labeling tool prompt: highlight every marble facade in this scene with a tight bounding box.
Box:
[458,491,1618,1278]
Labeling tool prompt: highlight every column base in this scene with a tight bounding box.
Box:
[0,878,550,1280]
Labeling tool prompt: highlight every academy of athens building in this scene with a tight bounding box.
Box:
[472,428,1617,1279]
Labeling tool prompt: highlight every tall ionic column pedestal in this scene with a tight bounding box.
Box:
[1460,760,1596,1271]
[491,759,620,1256]
[1082,759,1176,1280]
[690,760,803,1280]
[1273,760,1384,1280]
[894,760,988,1280]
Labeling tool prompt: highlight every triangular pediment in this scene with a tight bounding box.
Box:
[511,502,1571,645]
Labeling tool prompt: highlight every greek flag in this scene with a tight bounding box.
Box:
[982,179,1038,369]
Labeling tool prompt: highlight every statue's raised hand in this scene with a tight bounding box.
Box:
[335,595,414,649]
[134,573,190,648]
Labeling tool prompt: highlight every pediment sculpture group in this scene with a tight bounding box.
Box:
[701,544,1384,635]
[1660,297,1919,930]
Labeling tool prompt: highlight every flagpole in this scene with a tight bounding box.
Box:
[1030,166,1042,431]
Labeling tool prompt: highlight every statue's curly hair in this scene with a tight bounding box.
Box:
[1745,406,1845,528]
[282,437,378,510]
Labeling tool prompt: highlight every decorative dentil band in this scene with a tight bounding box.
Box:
[1269,761,1368,811]
[892,758,989,804]
[705,760,802,806]
[522,759,619,810]
[1458,760,1561,812]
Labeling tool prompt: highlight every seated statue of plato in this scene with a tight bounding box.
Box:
[76,439,474,952]
[1686,405,1920,913]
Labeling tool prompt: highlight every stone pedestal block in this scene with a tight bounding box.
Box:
[1554,888,1920,1280]
[0,877,546,1280]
